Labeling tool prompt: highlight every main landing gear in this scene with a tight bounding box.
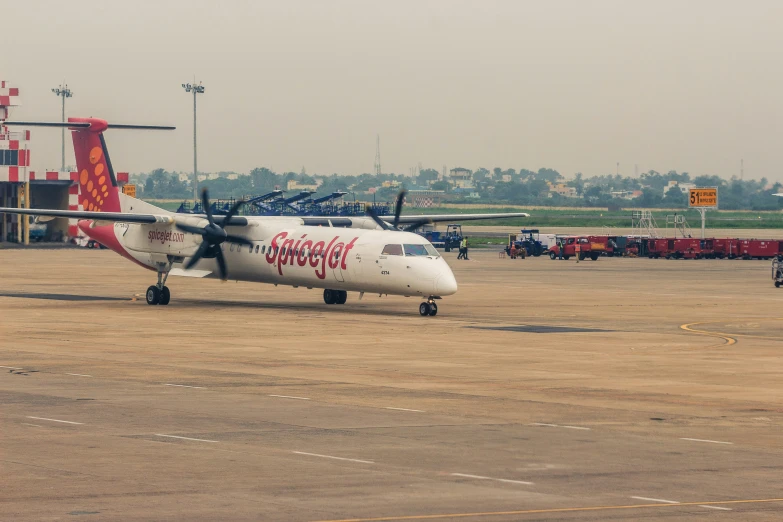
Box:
[419,296,440,317]
[323,289,347,305]
[146,263,172,306]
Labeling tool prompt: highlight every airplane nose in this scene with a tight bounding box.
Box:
[434,270,458,296]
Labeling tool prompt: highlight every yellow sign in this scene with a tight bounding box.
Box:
[122,184,136,198]
[689,187,718,208]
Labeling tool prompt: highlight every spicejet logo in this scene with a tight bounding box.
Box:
[149,230,185,244]
[266,231,357,279]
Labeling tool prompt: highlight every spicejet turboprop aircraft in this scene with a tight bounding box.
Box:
[0,118,529,316]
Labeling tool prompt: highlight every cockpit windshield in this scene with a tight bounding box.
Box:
[404,244,440,257]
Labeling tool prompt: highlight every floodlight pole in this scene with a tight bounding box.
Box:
[182,81,205,203]
[51,82,73,171]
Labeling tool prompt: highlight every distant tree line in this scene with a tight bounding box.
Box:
[131,166,783,211]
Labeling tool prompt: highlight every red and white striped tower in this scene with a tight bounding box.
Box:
[0,81,27,242]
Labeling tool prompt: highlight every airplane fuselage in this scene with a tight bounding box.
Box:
[84,213,458,298]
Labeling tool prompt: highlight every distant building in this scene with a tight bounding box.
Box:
[548,183,578,198]
[663,180,695,197]
[449,167,473,189]
[287,179,318,191]
[382,180,402,188]
[611,190,643,200]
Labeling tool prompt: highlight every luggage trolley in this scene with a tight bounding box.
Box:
[773,255,783,288]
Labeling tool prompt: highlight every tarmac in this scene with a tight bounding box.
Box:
[2,248,783,521]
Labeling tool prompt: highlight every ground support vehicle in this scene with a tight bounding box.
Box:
[506,229,545,257]
[773,255,783,287]
[443,224,463,252]
[739,239,782,260]
[713,238,740,259]
[548,236,602,261]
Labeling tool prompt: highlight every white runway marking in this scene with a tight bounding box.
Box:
[21,423,42,427]
[164,384,205,389]
[699,505,732,510]
[385,407,425,412]
[631,496,679,504]
[154,434,219,443]
[531,422,591,430]
[451,473,534,486]
[0,365,22,370]
[292,451,374,464]
[680,437,733,445]
[26,416,83,425]
[66,373,92,377]
[269,394,310,400]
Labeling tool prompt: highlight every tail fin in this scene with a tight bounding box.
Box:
[69,118,122,213]
[4,118,173,215]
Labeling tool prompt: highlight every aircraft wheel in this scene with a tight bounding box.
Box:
[428,302,438,316]
[336,290,347,304]
[323,289,337,304]
[146,285,160,306]
[419,302,431,316]
[775,281,781,288]
[159,286,171,306]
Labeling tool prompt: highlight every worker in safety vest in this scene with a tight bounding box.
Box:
[457,238,467,260]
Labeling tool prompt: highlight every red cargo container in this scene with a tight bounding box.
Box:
[647,238,672,258]
[713,238,740,259]
[669,238,714,259]
[739,239,783,260]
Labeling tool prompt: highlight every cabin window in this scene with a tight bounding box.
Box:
[261,245,265,254]
[230,244,235,252]
[255,245,259,254]
[382,244,403,256]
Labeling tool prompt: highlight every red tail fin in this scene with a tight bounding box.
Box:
[69,117,122,213]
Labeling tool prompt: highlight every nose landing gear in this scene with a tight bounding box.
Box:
[419,297,439,316]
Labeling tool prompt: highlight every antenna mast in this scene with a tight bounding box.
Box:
[374,134,381,176]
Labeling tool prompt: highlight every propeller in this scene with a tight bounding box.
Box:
[365,189,432,232]
[175,189,252,280]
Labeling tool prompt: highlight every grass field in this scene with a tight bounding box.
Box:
[144,199,783,229]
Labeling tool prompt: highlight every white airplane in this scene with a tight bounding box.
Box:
[0,118,529,316]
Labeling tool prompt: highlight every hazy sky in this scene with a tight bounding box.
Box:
[4,0,782,181]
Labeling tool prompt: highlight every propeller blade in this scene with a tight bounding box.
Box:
[225,234,253,246]
[366,206,393,230]
[201,188,214,225]
[185,241,209,270]
[393,189,407,229]
[175,223,206,235]
[215,248,228,280]
[223,199,246,224]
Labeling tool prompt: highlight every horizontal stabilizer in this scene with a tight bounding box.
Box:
[3,121,175,130]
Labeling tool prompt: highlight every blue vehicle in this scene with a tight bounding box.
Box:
[443,224,463,252]
[506,229,545,257]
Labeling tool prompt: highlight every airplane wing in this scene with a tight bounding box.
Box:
[0,207,249,226]
[380,212,530,224]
